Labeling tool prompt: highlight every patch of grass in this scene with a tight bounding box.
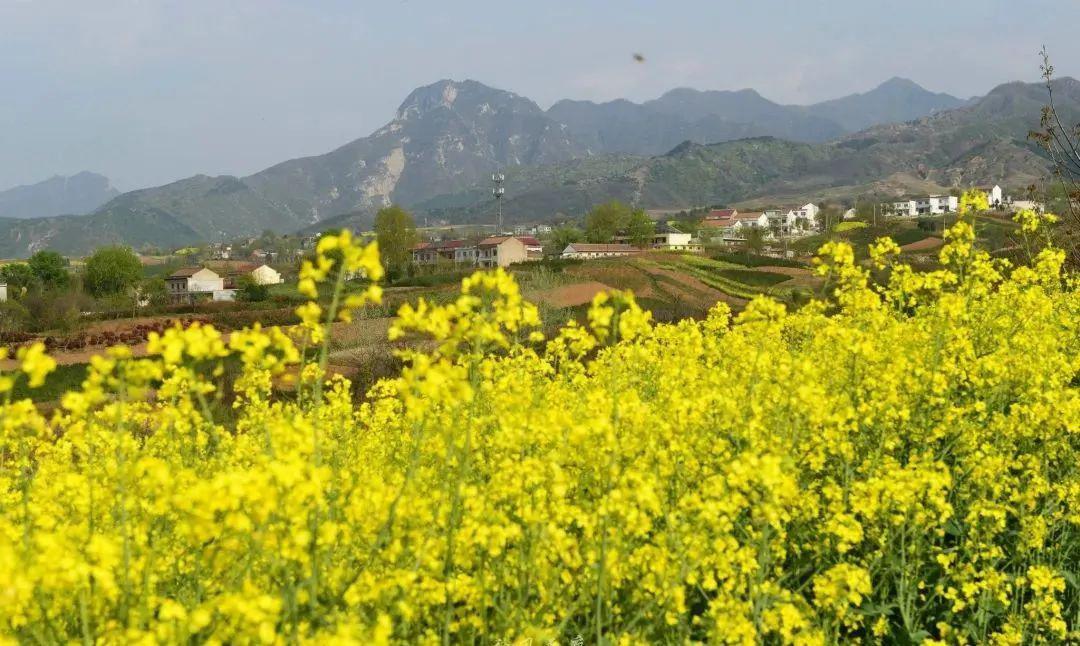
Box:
[890,228,934,246]
[11,363,88,403]
[390,272,472,288]
[834,221,868,232]
[716,269,791,287]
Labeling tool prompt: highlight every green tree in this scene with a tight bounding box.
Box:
[237,275,270,302]
[744,227,766,262]
[0,263,37,298]
[625,209,656,247]
[84,246,143,297]
[374,205,418,277]
[546,225,584,256]
[585,201,632,243]
[27,251,69,290]
[138,278,171,308]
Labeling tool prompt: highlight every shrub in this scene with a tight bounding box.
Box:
[2,225,1080,643]
[236,275,271,302]
[834,221,868,232]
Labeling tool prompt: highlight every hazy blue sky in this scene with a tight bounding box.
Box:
[1,0,1077,191]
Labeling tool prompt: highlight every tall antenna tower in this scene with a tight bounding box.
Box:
[492,171,505,234]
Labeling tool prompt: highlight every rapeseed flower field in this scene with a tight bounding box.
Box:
[2,200,1080,644]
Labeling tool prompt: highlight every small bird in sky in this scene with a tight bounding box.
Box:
[632,53,645,63]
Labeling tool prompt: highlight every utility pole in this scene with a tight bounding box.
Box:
[492,172,505,234]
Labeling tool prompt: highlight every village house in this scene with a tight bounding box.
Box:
[206,261,284,287]
[516,236,544,258]
[411,240,465,266]
[765,203,820,236]
[614,222,701,251]
[721,212,770,240]
[250,264,284,285]
[513,224,553,236]
[477,236,528,268]
[700,208,738,228]
[413,236,539,266]
[561,243,641,260]
[1010,199,1044,213]
[889,195,959,217]
[981,185,1005,209]
[0,282,7,303]
[166,267,226,302]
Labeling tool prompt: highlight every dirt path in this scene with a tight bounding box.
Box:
[901,237,943,252]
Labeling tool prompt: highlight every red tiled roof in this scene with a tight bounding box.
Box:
[516,236,542,247]
[478,236,515,247]
[565,243,639,253]
[207,261,258,275]
[168,266,208,278]
[705,208,737,220]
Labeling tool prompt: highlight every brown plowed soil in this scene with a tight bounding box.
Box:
[536,281,613,308]
[901,237,943,252]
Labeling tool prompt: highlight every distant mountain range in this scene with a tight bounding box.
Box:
[0,77,1065,257]
[548,77,966,155]
[0,172,118,220]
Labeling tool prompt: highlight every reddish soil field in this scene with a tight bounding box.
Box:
[901,237,944,252]
[536,281,613,308]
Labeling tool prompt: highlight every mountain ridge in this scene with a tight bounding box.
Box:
[0,77,1065,257]
[0,172,119,220]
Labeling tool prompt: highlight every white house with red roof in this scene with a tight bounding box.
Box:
[477,236,528,267]
[561,243,641,259]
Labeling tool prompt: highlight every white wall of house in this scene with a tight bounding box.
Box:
[251,265,283,285]
[478,238,527,267]
[986,185,1003,207]
[455,247,478,263]
[0,282,6,302]
[213,289,237,302]
[890,196,957,217]
[188,269,224,293]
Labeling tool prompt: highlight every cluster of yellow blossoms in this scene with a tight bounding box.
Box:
[2,213,1080,644]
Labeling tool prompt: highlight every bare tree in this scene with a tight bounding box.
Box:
[1029,48,1080,262]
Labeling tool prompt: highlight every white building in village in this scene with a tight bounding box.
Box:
[561,243,641,259]
[889,195,959,217]
[613,222,701,251]
[983,185,1004,209]
[0,282,7,303]
[766,203,820,235]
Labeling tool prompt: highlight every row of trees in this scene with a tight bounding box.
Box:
[540,201,656,255]
[0,246,165,333]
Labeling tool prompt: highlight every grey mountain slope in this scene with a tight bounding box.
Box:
[0,172,119,219]
[545,78,964,158]
[803,77,966,132]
